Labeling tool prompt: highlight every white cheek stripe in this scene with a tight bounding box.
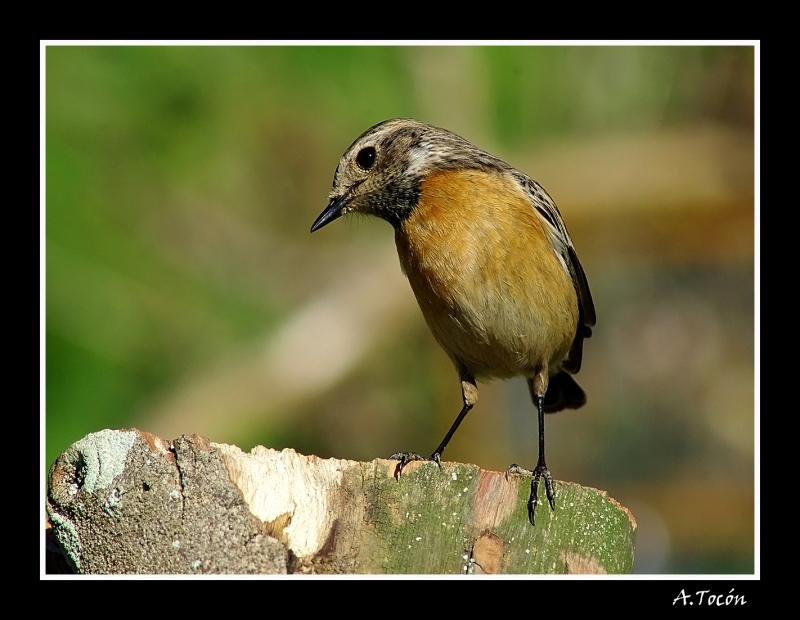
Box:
[405,144,430,177]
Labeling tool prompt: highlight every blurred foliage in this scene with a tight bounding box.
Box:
[45,45,755,574]
[484,46,752,142]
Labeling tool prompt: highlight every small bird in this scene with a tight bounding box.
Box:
[311,119,595,524]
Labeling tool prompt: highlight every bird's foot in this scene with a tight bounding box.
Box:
[505,462,556,525]
[389,451,442,479]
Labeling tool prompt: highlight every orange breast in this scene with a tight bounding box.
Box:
[395,168,578,379]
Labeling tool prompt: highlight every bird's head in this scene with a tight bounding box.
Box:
[311,118,503,232]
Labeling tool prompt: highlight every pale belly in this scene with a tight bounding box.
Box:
[415,278,574,378]
[396,233,578,380]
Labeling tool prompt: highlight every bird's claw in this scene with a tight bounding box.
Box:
[505,462,556,525]
[504,463,530,481]
[389,451,443,479]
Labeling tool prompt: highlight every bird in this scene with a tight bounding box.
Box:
[310,118,595,524]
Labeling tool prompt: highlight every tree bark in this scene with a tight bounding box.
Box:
[46,429,636,574]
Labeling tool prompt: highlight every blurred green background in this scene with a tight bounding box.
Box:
[45,45,755,573]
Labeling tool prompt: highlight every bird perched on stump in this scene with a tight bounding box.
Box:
[311,118,595,524]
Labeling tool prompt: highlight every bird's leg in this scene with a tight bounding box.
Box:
[390,372,477,478]
[431,377,478,463]
[505,374,556,525]
[530,392,556,516]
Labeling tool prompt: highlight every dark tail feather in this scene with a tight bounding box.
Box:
[543,371,587,413]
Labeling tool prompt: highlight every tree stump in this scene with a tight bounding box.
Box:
[46,429,636,574]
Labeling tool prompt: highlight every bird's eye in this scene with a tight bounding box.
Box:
[355,147,377,171]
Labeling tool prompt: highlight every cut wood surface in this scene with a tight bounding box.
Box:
[46,429,636,574]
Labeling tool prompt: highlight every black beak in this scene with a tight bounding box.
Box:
[310,194,349,233]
